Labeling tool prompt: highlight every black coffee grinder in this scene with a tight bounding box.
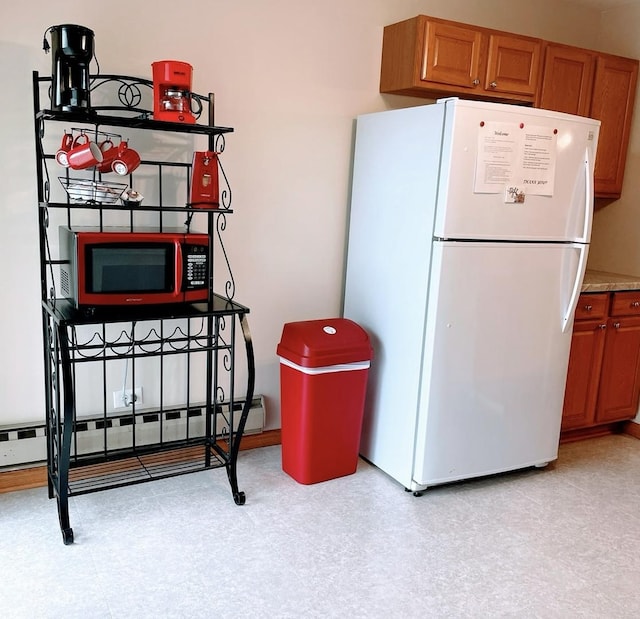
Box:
[44,24,95,112]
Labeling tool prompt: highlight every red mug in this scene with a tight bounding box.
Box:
[96,139,119,173]
[112,142,141,175]
[55,133,74,167]
[68,134,103,170]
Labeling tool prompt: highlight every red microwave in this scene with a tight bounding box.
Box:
[59,227,210,309]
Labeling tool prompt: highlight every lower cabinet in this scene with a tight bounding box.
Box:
[562,291,640,432]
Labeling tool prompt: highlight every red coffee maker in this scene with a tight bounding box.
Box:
[151,60,195,124]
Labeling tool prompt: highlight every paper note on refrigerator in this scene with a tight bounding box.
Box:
[474,122,519,193]
[474,122,557,198]
[517,126,557,196]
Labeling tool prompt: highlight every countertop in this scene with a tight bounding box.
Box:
[582,269,640,292]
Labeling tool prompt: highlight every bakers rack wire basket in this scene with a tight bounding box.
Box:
[59,177,127,205]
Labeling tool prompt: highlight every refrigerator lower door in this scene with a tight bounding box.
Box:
[412,241,585,488]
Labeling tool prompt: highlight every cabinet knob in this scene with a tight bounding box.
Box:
[584,304,593,311]
[472,78,480,86]
[631,301,640,308]
[489,81,498,89]
[599,324,607,330]
[614,322,621,329]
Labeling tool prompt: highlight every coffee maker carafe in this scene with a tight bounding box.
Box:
[152,60,196,124]
[46,24,95,113]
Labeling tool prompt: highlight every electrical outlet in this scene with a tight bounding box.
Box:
[112,388,143,409]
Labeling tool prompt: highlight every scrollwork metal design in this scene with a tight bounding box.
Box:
[116,81,143,109]
[222,350,232,373]
[64,317,232,361]
[87,75,205,121]
[217,151,232,211]
[216,214,236,300]
[214,134,226,154]
[89,75,153,117]
[190,96,204,120]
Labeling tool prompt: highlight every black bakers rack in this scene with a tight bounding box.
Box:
[32,71,255,544]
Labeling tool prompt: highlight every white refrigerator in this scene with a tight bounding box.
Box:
[343,98,600,493]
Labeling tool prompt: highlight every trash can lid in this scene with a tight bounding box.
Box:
[277,318,373,368]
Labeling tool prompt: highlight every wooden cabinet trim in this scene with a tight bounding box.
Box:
[379,17,423,94]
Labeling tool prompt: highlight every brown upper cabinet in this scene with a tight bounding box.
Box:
[485,34,541,98]
[591,54,638,199]
[380,15,639,201]
[536,43,596,116]
[380,16,542,103]
[537,43,638,200]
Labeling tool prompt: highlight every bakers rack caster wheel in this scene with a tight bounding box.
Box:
[234,491,246,506]
[62,528,74,545]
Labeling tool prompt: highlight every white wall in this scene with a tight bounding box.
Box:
[0,0,603,431]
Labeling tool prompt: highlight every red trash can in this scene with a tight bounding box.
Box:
[276,318,373,484]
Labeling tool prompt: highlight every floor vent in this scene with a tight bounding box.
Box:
[0,396,265,468]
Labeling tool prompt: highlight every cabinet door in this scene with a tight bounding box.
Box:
[596,315,640,423]
[485,34,542,97]
[422,19,483,89]
[537,44,595,116]
[561,293,608,432]
[561,319,607,431]
[590,54,639,199]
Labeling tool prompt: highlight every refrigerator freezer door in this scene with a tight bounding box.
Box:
[412,241,583,487]
[433,99,599,242]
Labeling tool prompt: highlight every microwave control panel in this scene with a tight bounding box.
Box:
[184,244,209,289]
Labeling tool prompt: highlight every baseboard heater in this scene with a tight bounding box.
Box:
[0,396,265,468]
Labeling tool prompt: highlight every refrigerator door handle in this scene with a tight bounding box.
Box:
[579,147,593,244]
[562,243,588,333]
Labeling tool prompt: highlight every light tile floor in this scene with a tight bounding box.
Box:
[2,435,640,618]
